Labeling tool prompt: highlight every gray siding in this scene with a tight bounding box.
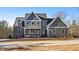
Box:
[13,26,24,38]
[48,28,68,38]
[41,20,47,37]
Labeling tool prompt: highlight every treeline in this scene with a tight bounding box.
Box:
[0,20,13,39]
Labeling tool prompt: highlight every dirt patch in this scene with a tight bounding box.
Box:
[30,44,79,51]
[0,44,79,51]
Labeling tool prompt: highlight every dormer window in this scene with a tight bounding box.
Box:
[18,20,21,26]
[57,20,60,26]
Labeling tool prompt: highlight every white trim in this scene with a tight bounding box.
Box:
[61,17,69,27]
[47,28,49,37]
[47,17,58,28]
[33,12,41,21]
[26,20,41,21]
[47,17,69,28]
[47,26,68,28]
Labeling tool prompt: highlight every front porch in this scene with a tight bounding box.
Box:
[24,29,41,38]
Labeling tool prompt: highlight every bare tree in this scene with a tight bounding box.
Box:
[53,11,67,19]
[69,19,79,37]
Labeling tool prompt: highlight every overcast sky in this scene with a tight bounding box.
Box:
[0,7,79,26]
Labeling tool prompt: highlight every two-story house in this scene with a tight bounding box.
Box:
[13,12,69,38]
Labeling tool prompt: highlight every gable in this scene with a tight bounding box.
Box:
[26,12,41,20]
[25,13,47,18]
[50,17,67,27]
[47,17,69,28]
[13,17,24,27]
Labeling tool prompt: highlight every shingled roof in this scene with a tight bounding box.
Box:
[47,18,53,25]
[38,16,47,20]
[25,12,47,19]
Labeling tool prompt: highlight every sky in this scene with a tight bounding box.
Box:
[0,7,79,26]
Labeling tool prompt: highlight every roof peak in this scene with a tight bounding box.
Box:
[31,11,34,13]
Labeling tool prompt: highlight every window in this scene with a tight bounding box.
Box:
[53,29,56,35]
[22,21,25,27]
[27,22,29,25]
[18,20,21,26]
[27,21,31,25]
[37,22,39,26]
[18,30,21,34]
[62,29,65,34]
[32,22,34,25]
[57,20,60,26]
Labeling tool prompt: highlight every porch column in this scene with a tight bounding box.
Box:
[47,27,49,37]
[29,29,31,35]
[60,28,62,37]
[35,29,36,37]
[24,28,25,37]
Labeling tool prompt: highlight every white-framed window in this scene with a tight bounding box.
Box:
[18,30,21,34]
[37,22,40,26]
[18,19,21,26]
[27,22,29,25]
[32,21,34,25]
[57,20,60,26]
[53,29,56,35]
[62,29,65,34]
[22,21,25,27]
[27,21,31,25]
